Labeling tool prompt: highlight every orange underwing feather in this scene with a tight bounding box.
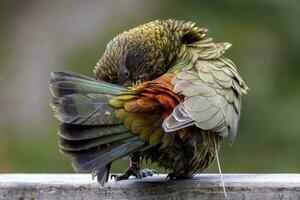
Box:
[124,100,141,113]
[137,97,160,111]
[109,73,183,144]
[155,94,177,108]
[161,108,173,120]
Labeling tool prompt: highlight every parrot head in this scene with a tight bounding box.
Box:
[94,20,202,86]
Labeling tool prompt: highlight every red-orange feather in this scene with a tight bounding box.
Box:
[110,73,184,145]
[136,73,183,116]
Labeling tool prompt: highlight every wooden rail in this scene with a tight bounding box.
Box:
[0,174,299,200]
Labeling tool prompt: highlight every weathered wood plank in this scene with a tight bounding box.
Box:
[0,174,300,200]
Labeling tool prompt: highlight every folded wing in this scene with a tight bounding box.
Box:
[163,57,248,144]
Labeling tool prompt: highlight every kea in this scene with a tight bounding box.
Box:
[49,19,248,185]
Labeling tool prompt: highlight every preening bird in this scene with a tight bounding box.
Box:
[49,19,248,185]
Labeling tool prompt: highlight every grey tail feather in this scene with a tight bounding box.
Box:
[58,123,128,141]
[58,123,138,156]
[59,131,135,152]
[92,163,111,186]
[71,139,147,173]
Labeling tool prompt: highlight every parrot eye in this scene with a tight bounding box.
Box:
[123,67,130,79]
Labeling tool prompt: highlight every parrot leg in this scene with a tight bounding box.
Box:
[111,152,157,181]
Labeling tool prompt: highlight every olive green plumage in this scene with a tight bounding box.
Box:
[49,19,248,184]
[94,19,205,85]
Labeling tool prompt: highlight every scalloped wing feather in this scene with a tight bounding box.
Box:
[164,50,248,143]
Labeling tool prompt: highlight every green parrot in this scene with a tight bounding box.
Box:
[49,19,248,185]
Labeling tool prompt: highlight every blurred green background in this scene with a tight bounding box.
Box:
[0,0,299,174]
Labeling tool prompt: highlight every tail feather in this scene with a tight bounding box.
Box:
[49,71,125,98]
[49,71,125,125]
[59,132,135,151]
[58,124,128,140]
[72,139,147,172]
[51,71,97,81]
[93,163,111,186]
[49,71,148,184]
[51,93,120,125]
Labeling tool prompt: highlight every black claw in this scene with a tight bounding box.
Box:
[166,172,176,180]
[166,171,193,180]
[111,173,130,181]
[142,168,157,176]
[139,170,146,178]
[110,174,116,179]
[112,168,158,181]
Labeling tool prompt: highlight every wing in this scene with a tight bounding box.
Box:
[163,56,248,144]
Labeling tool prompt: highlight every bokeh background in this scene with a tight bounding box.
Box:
[0,0,299,174]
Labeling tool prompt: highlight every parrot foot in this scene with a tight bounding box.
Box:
[166,171,193,180]
[111,152,157,181]
[111,167,158,181]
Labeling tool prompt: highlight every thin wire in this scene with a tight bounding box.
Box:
[215,145,227,198]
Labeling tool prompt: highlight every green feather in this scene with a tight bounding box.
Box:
[51,93,120,125]
[49,71,127,125]
[59,124,128,140]
[59,132,135,151]
[49,71,126,98]
[71,139,147,172]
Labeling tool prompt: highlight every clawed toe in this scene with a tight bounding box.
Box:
[166,171,192,180]
[111,153,158,181]
[166,172,176,180]
[110,173,130,181]
[139,168,158,177]
[111,167,158,181]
